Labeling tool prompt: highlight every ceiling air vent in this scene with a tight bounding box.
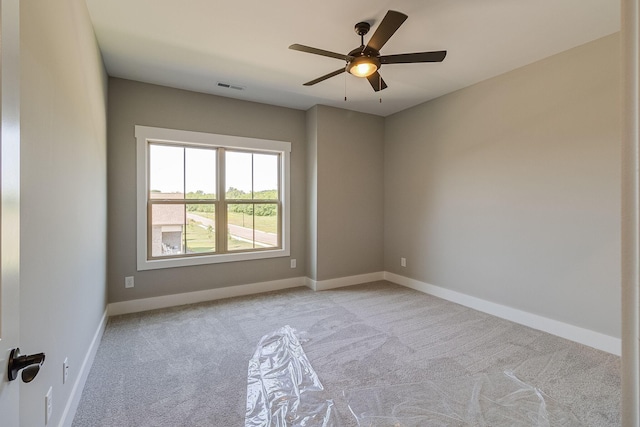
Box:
[217,82,245,91]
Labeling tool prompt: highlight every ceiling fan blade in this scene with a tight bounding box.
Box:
[303,68,346,86]
[380,50,447,64]
[366,10,408,52]
[289,44,353,61]
[366,72,388,92]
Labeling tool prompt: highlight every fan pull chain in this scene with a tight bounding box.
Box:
[379,74,382,103]
[344,70,347,101]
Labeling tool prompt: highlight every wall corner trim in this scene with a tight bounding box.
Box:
[384,272,621,356]
[107,277,306,316]
[59,309,108,427]
[305,277,317,291]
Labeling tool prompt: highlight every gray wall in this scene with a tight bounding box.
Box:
[108,79,306,302]
[20,0,108,425]
[307,105,385,281]
[384,34,621,337]
[315,106,385,280]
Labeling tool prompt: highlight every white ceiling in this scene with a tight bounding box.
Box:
[85,0,620,117]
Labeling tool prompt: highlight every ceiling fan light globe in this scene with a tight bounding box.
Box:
[350,62,378,77]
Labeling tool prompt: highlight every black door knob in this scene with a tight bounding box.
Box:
[7,348,45,383]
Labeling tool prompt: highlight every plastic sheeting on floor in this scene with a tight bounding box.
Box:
[345,370,581,427]
[245,326,581,427]
[245,325,335,427]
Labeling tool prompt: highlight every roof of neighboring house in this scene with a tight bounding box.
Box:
[151,203,185,226]
[150,192,184,200]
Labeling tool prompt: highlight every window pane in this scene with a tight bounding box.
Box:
[150,145,184,198]
[253,154,278,200]
[186,204,216,254]
[227,204,255,251]
[150,203,185,257]
[186,147,216,199]
[227,203,278,250]
[226,151,252,199]
[254,203,278,248]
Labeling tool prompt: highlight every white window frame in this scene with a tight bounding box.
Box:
[135,125,291,271]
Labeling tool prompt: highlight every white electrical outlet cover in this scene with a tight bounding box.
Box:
[63,358,69,384]
[125,276,134,288]
[45,386,53,425]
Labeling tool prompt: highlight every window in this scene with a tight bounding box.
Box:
[136,126,291,270]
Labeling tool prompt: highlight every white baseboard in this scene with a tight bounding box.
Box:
[107,271,621,355]
[59,309,108,427]
[305,271,385,291]
[108,277,306,316]
[384,272,621,356]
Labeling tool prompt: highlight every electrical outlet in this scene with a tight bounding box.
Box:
[290,259,296,269]
[63,358,69,384]
[125,276,134,288]
[45,386,53,425]
[401,257,407,267]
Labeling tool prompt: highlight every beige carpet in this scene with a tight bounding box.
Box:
[72,281,620,426]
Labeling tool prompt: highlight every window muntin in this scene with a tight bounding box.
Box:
[136,126,291,270]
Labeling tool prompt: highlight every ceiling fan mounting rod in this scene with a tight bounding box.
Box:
[354,21,370,47]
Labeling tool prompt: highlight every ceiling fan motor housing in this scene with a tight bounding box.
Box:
[354,21,371,36]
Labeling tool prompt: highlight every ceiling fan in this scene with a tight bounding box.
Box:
[289,10,447,92]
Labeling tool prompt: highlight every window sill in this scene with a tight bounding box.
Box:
[137,247,290,271]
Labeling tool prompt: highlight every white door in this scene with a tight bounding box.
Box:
[0,0,20,425]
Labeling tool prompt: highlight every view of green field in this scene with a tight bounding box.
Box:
[187,209,278,234]
[185,222,215,253]
[227,211,277,234]
[185,214,277,253]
